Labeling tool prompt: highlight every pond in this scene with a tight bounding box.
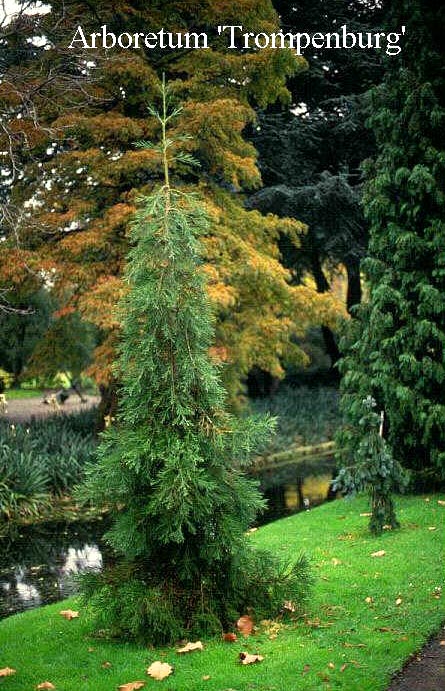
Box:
[0,518,109,620]
[0,461,336,619]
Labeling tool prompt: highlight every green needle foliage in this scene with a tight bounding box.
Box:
[334,397,408,534]
[336,1,445,514]
[79,81,311,644]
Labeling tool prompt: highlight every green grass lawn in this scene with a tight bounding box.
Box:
[0,494,444,690]
[4,389,45,400]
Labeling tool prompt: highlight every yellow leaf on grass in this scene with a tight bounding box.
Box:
[239,652,264,665]
[118,683,145,691]
[36,683,56,690]
[327,662,335,669]
[365,596,373,604]
[395,597,403,606]
[202,675,211,681]
[0,668,16,677]
[176,641,204,654]
[331,558,342,566]
[146,661,173,680]
[360,512,372,517]
[437,500,445,506]
[101,661,112,668]
[59,609,79,620]
[371,550,386,558]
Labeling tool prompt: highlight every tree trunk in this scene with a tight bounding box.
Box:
[96,381,119,432]
[310,253,341,366]
[345,259,362,313]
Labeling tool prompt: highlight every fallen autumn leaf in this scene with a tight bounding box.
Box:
[36,683,56,690]
[176,641,204,654]
[371,550,386,557]
[118,682,145,691]
[0,668,16,677]
[222,632,237,642]
[239,652,264,665]
[59,609,79,620]
[237,615,254,637]
[146,661,173,681]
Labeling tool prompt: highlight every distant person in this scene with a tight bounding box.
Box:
[0,377,7,414]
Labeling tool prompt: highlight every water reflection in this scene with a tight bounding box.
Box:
[254,457,336,524]
[0,520,108,619]
[0,461,337,619]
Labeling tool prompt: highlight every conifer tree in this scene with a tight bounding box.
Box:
[336,1,445,508]
[80,82,311,644]
[334,396,408,534]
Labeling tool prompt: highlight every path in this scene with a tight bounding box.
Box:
[1,394,99,424]
[388,627,445,690]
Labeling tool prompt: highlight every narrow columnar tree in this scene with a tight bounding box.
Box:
[336,0,445,523]
[80,83,311,643]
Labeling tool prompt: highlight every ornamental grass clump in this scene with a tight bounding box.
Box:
[79,81,311,644]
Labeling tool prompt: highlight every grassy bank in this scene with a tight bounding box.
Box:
[3,389,44,400]
[0,495,444,690]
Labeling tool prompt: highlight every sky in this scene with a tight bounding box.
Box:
[1,1,50,23]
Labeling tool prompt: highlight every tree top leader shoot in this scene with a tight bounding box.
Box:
[69,24,406,57]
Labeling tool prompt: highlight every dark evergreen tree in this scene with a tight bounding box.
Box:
[249,0,386,366]
[336,1,445,502]
[80,83,311,644]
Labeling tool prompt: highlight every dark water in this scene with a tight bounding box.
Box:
[0,519,108,619]
[256,456,336,524]
[0,464,335,620]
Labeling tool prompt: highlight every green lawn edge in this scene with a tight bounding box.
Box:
[1,494,444,691]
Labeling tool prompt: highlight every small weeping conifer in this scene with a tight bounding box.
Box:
[80,80,311,644]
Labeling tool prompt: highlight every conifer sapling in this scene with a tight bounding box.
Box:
[80,79,311,644]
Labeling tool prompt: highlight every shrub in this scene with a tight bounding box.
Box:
[251,385,340,453]
[0,410,98,519]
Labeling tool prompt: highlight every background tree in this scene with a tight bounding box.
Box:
[80,86,311,643]
[249,0,386,366]
[336,0,445,492]
[0,287,53,385]
[2,0,344,404]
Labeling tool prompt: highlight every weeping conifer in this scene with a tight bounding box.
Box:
[80,82,311,644]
